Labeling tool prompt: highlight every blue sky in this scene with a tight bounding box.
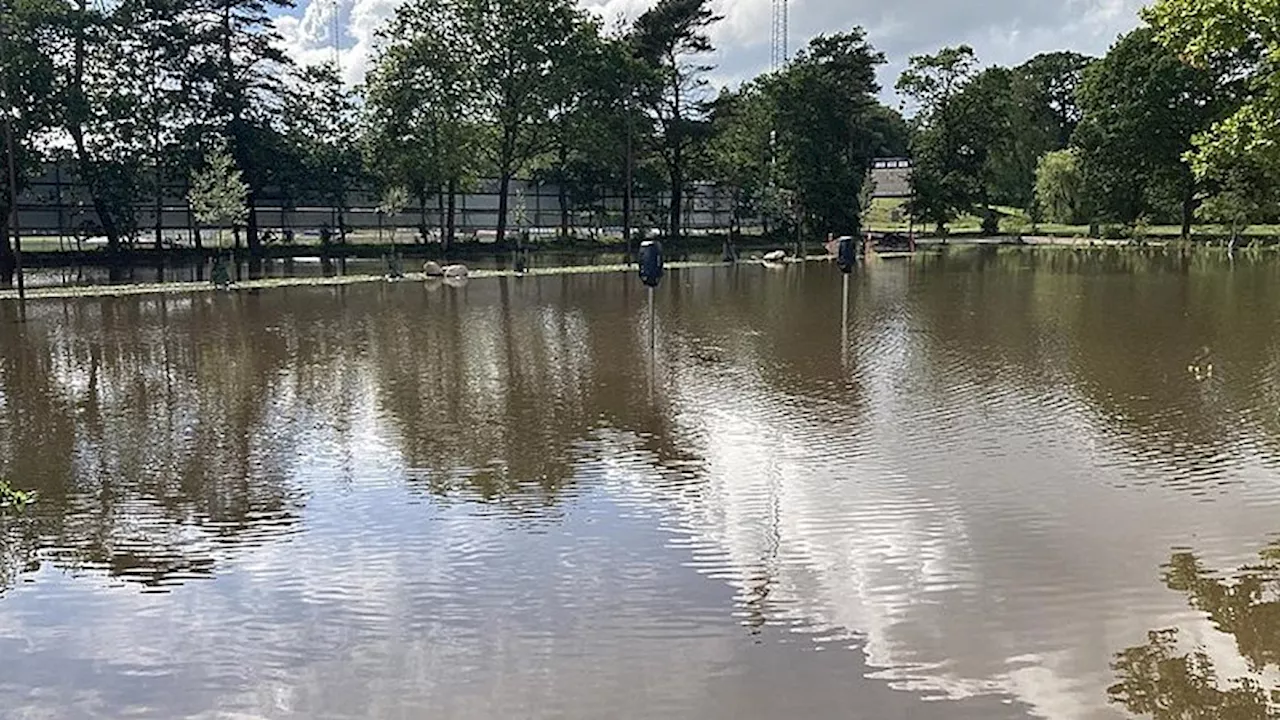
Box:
[277,0,1147,105]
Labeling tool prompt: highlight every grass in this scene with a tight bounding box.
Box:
[0,258,781,301]
[865,197,1280,239]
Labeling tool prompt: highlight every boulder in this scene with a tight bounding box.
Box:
[423,261,445,277]
[442,264,469,278]
[762,250,787,263]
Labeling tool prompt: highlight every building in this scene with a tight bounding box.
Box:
[870,158,912,199]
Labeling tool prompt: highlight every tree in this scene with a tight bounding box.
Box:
[365,0,479,249]
[1035,149,1084,224]
[1073,28,1222,235]
[1016,52,1094,148]
[770,29,890,239]
[55,0,137,252]
[1197,162,1278,248]
[189,136,247,249]
[184,0,296,255]
[281,62,362,243]
[705,82,774,243]
[895,44,978,117]
[462,0,587,246]
[1109,542,1280,718]
[1143,0,1280,192]
[533,18,623,240]
[0,0,59,285]
[631,0,721,244]
[896,45,985,231]
[378,185,409,248]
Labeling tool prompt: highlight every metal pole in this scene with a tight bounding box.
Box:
[841,272,849,365]
[624,95,634,263]
[4,95,23,301]
[648,285,655,355]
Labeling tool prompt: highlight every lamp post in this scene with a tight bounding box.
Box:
[639,239,663,355]
[837,235,856,364]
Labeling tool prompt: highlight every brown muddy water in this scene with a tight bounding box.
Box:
[3,247,1280,719]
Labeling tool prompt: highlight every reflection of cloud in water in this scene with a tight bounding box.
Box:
[585,276,1280,719]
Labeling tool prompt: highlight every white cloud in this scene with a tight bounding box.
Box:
[278,0,1147,98]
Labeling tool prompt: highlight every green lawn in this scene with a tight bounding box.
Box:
[865,197,1280,239]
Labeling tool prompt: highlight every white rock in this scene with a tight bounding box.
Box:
[423,261,445,276]
[763,250,787,262]
[443,264,469,278]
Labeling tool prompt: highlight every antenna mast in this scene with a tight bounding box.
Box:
[330,0,341,73]
[770,0,788,70]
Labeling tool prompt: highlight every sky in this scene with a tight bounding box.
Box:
[275,0,1148,107]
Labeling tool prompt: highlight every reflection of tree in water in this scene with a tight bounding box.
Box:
[912,248,1280,493]
[1109,543,1280,718]
[369,276,706,515]
[0,292,370,592]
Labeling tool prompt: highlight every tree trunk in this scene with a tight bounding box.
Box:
[417,189,428,243]
[559,181,569,240]
[0,222,13,286]
[68,0,123,254]
[68,121,122,252]
[436,187,446,251]
[154,182,163,250]
[668,159,682,244]
[246,191,261,255]
[446,177,458,252]
[496,172,512,246]
[1181,186,1195,240]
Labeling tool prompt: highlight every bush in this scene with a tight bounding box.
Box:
[1099,223,1130,240]
[1000,216,1029,237]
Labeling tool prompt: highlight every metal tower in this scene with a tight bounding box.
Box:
[770,0,788,70]
[329,0,341,72]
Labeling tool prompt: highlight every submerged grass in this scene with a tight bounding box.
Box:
[0,260,759,301]
[3,242,1264,303]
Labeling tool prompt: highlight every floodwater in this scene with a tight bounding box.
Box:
[17,251,665,289]
[3,247,1280,719]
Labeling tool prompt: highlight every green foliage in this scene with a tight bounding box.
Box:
[705,84,775,232]
[998,214,1028,237]
[1143,0,1280,191]
[703,29,900,239]
[898,47,989,229]
[1035,149,1084,224]
[770,29,890,238]
[1074,28,1221,231]
[0,478,34,510]
[895,45,978,117]
[282,63,363,210]
[630,0,721,241]
[364,0,481,228]
[378,185,409,245]
[1015,52,1093,148]
[189,137,248,236]
[857,170,877,226]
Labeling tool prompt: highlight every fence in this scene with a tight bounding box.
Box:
[12,166,751,245]
[12,162,910,245]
